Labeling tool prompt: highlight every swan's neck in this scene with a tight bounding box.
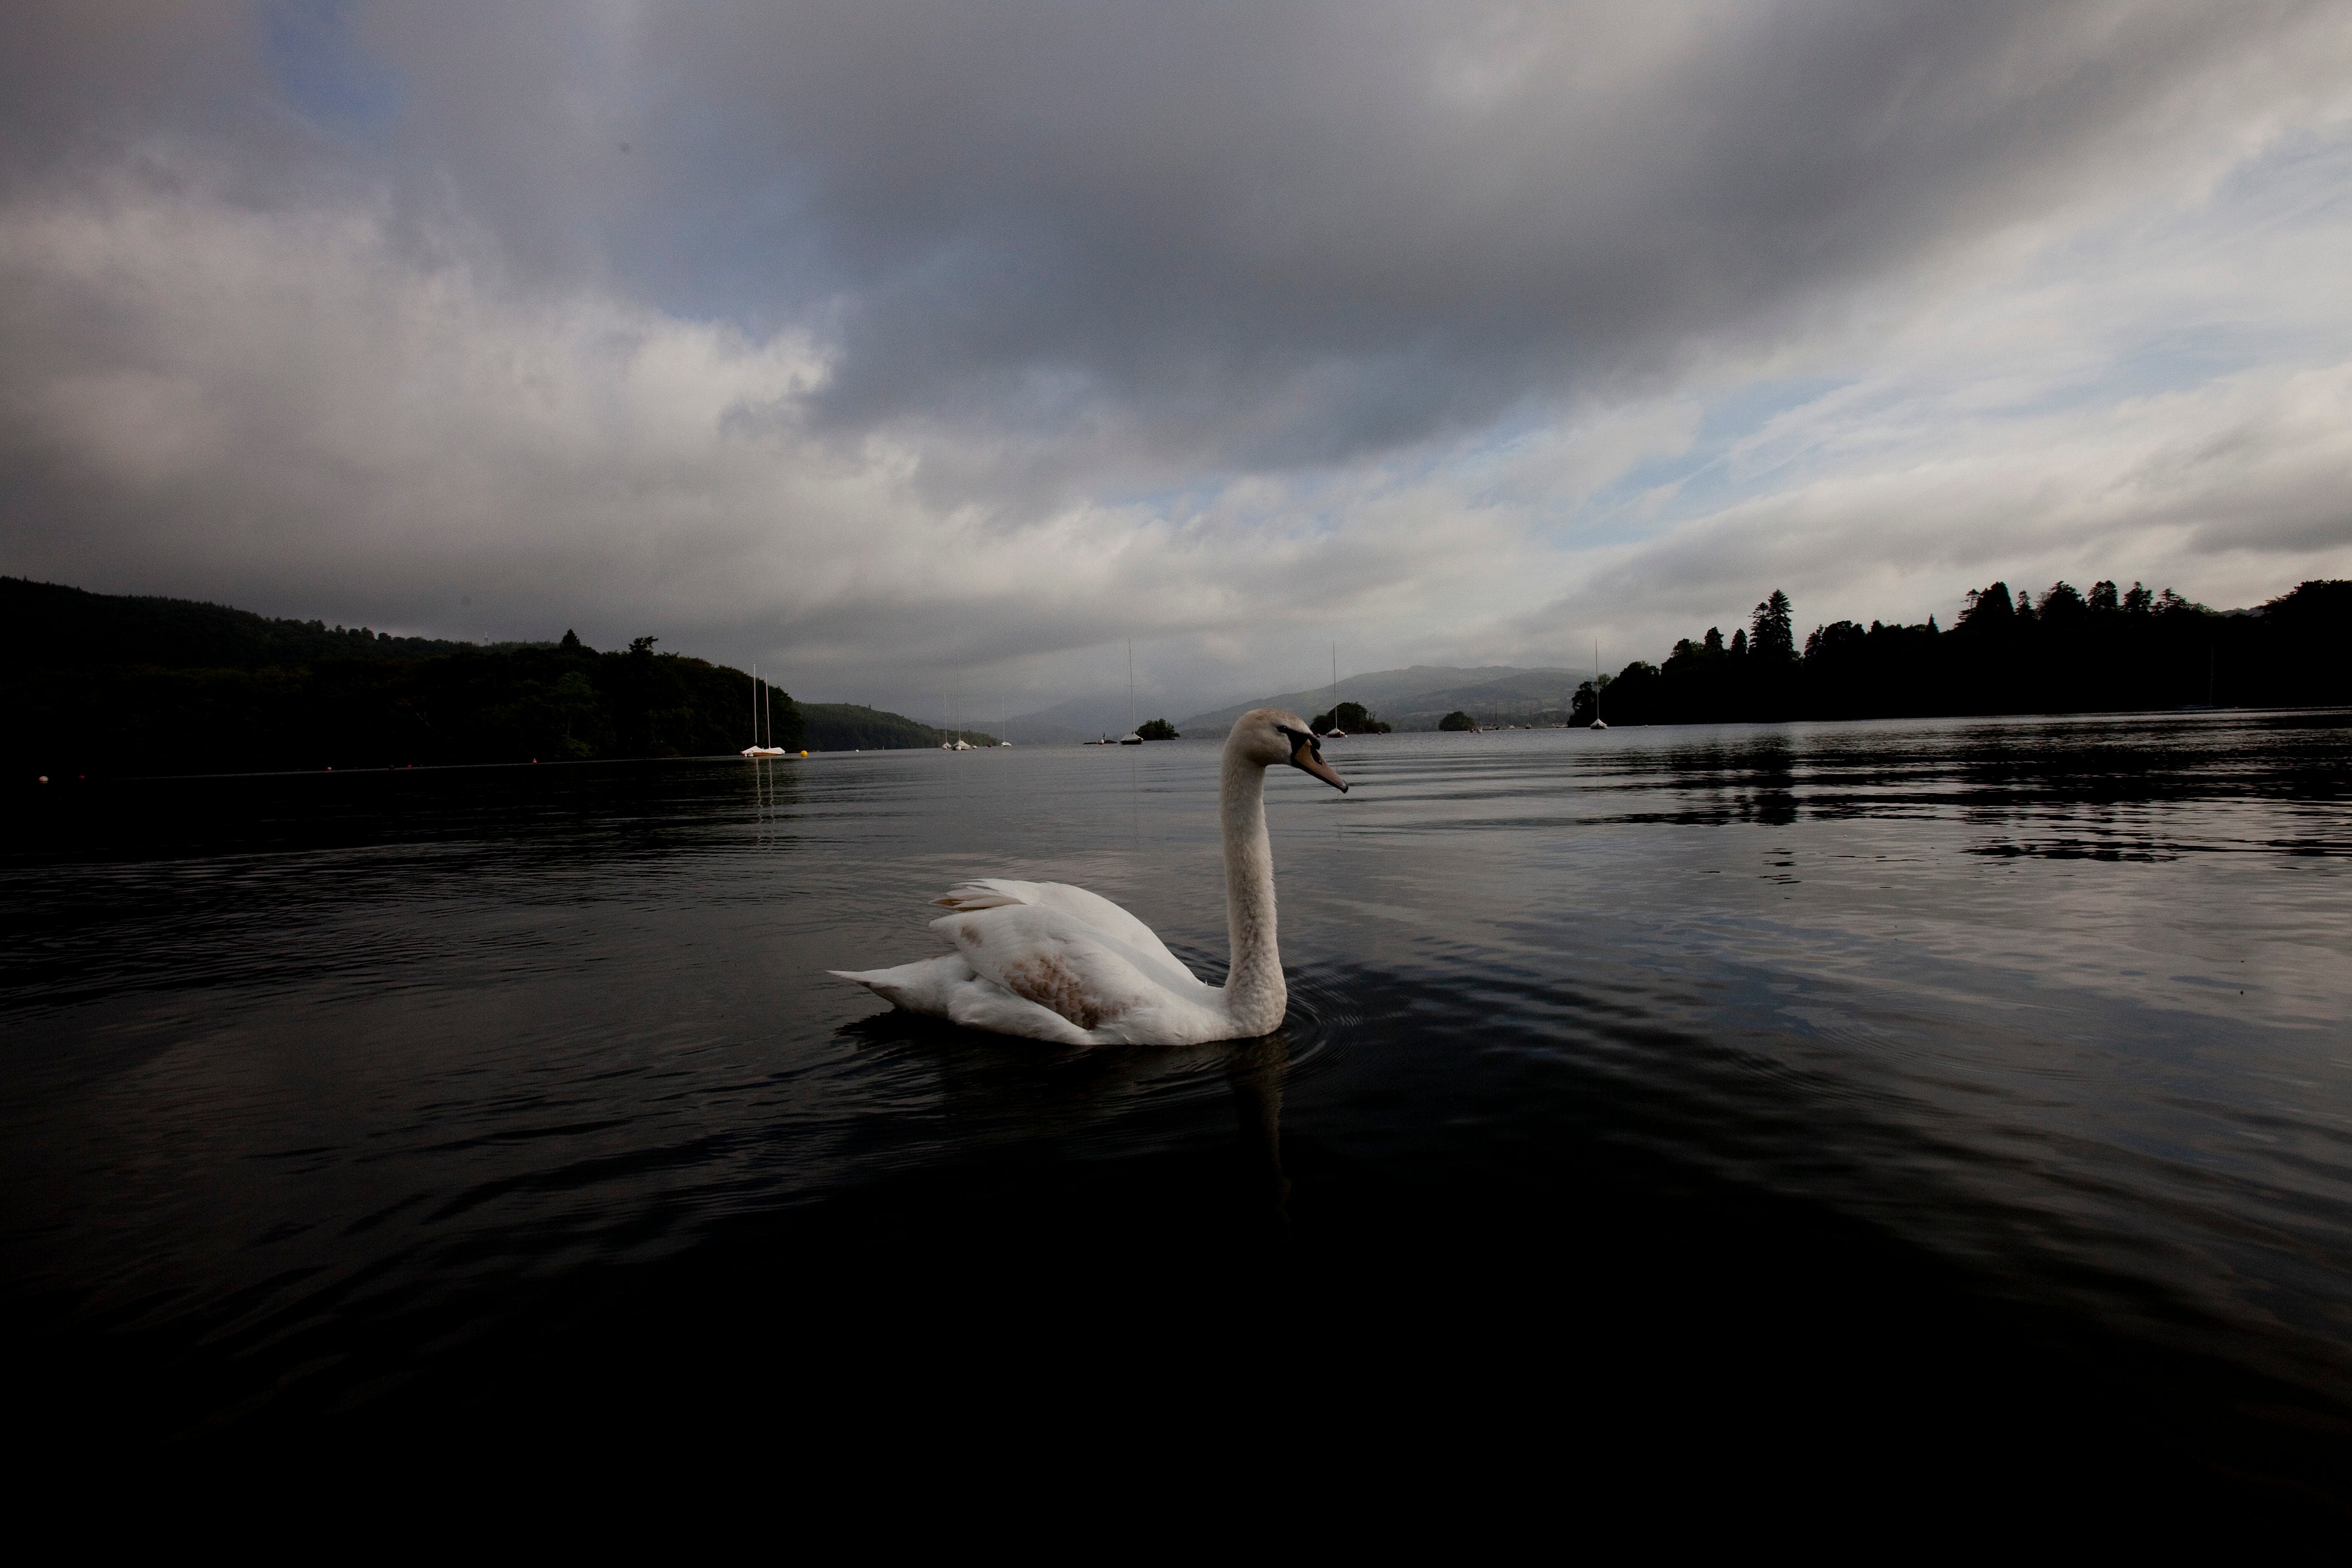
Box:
[1220,749,1285,1034]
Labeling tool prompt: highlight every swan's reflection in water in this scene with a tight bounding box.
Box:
[836,1011,1295,1234]
[1224,1036,1290,1228]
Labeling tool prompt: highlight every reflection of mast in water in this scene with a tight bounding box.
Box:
[1226,1036,1291,1226]
[747,719,795,841]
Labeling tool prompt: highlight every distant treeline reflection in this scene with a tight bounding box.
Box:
[1565,579,2351,728]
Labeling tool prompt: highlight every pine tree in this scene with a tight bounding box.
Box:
[1750,589,1795,660]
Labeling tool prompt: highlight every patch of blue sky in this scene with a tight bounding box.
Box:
[2210,114,2352,225]
[1099,440,1422,532]
[1447,401,1569,470]
[1550,375,1850,532]
[2055,323,2325,411]
[1154,470,1355,534]
[1113,374,1857,546]
[622,188,834,335]
[264,0,402,133]
[1093,477,1217,522]
[607,88,837,332]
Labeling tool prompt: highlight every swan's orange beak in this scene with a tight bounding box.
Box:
[1290,738,1348,792]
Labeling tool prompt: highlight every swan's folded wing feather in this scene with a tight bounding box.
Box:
[830,954,1092,1044]
[933,877,1198,984]
[941,976,1095,1045]
[931,883,1029,912]
[928,902,1221,1039]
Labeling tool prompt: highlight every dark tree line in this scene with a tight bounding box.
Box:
[798,704,998,749]
[5,577,802,779]
[1569,578,2352,727]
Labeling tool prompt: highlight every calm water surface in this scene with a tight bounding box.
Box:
[7,711,2351,1510]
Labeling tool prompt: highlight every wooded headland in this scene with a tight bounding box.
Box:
[1,578,974,778]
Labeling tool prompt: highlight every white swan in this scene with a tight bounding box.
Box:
[830,709,1348,1045]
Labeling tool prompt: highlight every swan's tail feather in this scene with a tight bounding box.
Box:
[830,955,972,1016]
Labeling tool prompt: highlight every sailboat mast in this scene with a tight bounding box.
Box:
[764,678,774,749]
[751,663,759,749]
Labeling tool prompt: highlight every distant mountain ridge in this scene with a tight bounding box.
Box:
[1000,692,1146,745]
[1177,664,1585,735]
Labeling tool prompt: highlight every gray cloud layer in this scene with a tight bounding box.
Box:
[3,2,2349,716]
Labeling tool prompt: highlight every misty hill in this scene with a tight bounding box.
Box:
[1177,665,1584,735]
[4,576,802,778]
[801,703,998,750]
[1002,693,1158,745]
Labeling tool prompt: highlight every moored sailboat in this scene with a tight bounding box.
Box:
[1119,640,1143,743]
[1322,643,1347,738]
[743,664,787,757]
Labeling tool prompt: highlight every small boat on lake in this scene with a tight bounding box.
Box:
[743,664,787,757]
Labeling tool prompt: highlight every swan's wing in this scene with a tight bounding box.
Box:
[928,901,1226,1043]
[934,878,1199,984]
[828,955,1094,1045]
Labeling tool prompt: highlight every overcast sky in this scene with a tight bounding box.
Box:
[5,1,2349,721]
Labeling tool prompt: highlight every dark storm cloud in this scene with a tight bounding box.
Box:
[90,0,2312,483]
[595,1,2330,477]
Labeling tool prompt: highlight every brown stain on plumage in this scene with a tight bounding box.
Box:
[1003,951,1115,1031]
[951,920,1122,1031]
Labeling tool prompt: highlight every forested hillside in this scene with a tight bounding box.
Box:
[5,577,801,777]
[798,704,999,750]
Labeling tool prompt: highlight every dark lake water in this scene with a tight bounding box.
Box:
[7,711,2352,1517]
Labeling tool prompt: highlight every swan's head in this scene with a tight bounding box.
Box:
[1228,708,1348,792]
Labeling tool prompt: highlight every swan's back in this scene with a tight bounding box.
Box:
[834,877,1230,1045]
[933,880,1194,978]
